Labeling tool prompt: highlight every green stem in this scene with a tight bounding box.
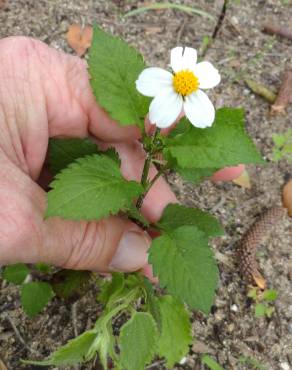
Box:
[140,154,152,188]
[136,166,167,210]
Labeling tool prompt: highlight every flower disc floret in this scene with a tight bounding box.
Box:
[173,70,199,97]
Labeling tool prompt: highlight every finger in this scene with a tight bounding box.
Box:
[145,110,184,136]
[211,165,245,182]
[43,216,151,273]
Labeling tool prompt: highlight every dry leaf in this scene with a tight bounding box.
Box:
[252,273,266,290]
[66,24,93,57]
[0,359,7,370]
[283,179,292,217]
[232,169,251,189]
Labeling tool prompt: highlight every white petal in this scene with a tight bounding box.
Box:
[184,90,215,128]
[170,47,197,73]
[136,68,173,97]
[149,88,183,128]
[194,61,221,89]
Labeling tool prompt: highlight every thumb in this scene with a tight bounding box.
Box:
[42,216,151,273]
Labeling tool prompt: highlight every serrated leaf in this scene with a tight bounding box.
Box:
[49,138,99,174]
[157,204,223,238]
[149,226,218,313]
[46,154,143,221]
[21,282,54,317]
[3,263,29,285]
[51,269,91,299]
[176,166,217,185]
[89,26,150,127]
[164,108,264,169]
[120,312,158,370]
[23,330,97,366]
[157,296,192,367]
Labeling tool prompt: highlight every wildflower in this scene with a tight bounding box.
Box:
[136,47,220,128]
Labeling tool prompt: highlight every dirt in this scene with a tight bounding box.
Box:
[0,0,291,369]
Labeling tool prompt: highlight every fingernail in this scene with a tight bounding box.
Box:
[109,231,151,272]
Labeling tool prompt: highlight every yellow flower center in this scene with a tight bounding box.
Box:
[173,70,199,96]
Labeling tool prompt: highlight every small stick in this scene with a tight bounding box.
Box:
[245,79,277,104]
[263,23,292,41]
[4,313,39,354]
[271,68,292,115]
[71,301,79,337]
[237,207,287,289]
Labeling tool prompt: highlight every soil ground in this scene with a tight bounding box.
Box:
[0,1,291,369]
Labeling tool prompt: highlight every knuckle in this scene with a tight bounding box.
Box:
[0,196,41,254]
[67,220,108,269]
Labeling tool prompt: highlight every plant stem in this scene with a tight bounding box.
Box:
[136,128,164,210]
[136,166,167,210]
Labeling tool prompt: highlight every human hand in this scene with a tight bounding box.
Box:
[0,37,243,273]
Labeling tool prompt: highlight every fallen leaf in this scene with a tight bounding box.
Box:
[283,179,292,217]
[0,359,7,370]
[66,24,93,57]
[232,169,251,189]
[0,0,6,9]
[252,273,266,290]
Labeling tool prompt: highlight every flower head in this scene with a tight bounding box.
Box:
[136,47,220,129]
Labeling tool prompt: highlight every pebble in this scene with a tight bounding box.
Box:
[231,304,239,312]
[280,363,290,370]
[179,357,187,365]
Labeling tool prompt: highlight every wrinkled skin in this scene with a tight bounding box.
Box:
[0,37,243,273]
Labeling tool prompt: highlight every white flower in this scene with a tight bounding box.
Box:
[136,47,220,129]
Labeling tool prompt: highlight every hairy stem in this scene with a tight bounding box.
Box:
[136,128,164,210]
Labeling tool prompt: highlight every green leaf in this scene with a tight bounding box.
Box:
[149,226,218,313]
[3,263,29,285]
[202,355,225,370]
[49,138,99,174]
[255,303,267,318]
[120,312,158,370]
[176,166,217,185]
[157,203,224,238]
[89,26,150,127]
[21,282,54,317]
[34,263,53,274]
[46,154,143,221]
[51,270,91,299]
[164,108,264,169]
[23,330,97,366]
[262,289,278,302]
[157,296,192,367]
[98,272,125,305]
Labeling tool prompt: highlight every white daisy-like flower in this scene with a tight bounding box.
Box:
[136,47,220,129]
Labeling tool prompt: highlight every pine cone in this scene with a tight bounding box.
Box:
[237,207,287,288]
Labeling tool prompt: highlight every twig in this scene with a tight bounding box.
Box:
[4,313,39,354]
[237,207,287,289]
[271,68,292,115]
[245,79,277,104]
[146,359,165,369]
[176,17,187,44]
[263,23,292,41]
[71,301,79,337]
